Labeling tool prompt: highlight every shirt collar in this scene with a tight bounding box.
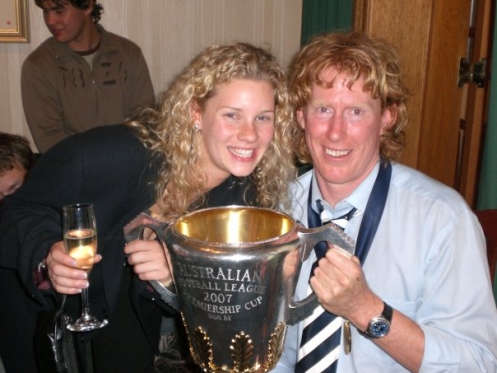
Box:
[310,161,380,220]
[54,25,115,58]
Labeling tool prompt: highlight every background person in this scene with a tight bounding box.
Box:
[272,32,497,372]
[22,0,155,152]
[0,132,36,202]
[0,132,39,372]
[1,42,296,372]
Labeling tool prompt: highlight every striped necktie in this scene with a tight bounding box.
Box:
[296,161,392,373]
[295,202,356,373]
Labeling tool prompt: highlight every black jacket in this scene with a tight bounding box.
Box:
[0,124,255,368]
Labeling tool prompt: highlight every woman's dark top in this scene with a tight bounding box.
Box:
[0,124,255,368]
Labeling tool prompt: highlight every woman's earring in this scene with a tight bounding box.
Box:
[194,123,200,132]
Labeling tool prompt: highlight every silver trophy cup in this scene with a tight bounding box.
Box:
[125,206,354,373]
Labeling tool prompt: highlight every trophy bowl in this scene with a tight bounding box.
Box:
[163,206,354,373]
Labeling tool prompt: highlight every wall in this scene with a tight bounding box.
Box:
[0,0,302,151]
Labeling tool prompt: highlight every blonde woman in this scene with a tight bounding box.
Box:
[0,42,297,372]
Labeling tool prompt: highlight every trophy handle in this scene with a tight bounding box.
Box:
[123,213,180,311]
[287,224,356,325]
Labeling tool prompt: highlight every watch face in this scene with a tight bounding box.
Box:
[369,318,390,338]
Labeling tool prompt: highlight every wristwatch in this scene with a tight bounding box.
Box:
[358,302,393,339]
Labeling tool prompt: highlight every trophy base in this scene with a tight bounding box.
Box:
[185,317,286,373]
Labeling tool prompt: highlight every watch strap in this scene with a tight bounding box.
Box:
[382,302,393,322]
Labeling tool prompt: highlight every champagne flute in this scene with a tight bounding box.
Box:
[62,203,108,332]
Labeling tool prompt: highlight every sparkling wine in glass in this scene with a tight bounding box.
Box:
[62,203,108,332]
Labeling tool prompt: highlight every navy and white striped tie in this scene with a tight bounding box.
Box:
[296,203,356,373]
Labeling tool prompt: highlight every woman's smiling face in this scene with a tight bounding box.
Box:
[193,79,276,189]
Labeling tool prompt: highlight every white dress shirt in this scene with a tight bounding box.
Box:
[272,162,497,372]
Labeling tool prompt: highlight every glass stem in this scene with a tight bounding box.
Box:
[81,286,91,318]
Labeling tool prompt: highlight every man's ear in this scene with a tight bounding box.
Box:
[380,105,397,135]
[296,109,306,130]
[85,0,95,16]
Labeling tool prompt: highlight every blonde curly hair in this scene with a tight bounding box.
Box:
[128,42,297,220]
[288,32,410,164]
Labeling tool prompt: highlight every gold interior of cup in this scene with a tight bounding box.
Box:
[174,206,294,244]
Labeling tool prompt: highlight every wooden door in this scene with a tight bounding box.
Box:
[354,0,492,208]
[458,0,493,206]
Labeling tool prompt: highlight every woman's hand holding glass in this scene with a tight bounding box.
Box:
[46,241,102,294]
[52,203,108,332]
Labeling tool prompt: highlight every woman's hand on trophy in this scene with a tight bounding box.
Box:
[46,241,102,294]
[125,239,173,286]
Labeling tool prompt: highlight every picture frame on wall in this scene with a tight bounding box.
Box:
[0,0,29,42]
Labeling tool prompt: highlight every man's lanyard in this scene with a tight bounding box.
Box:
[307,161,392,264]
